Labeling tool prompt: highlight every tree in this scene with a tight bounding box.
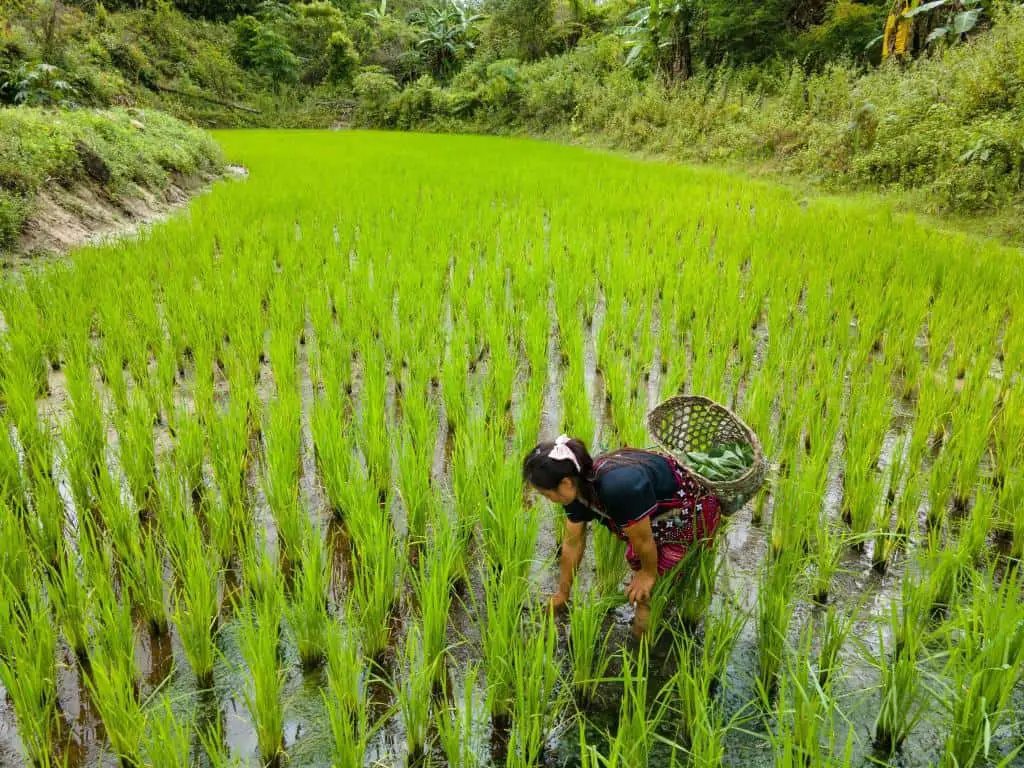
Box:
[326,30,359,84]
[251,24,298,87]
[620,0,706,79]
[408,1,482,79]
[486,0,553,61]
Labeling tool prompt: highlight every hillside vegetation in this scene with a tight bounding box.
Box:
[3,1,1024,237]
[0,107,223,254]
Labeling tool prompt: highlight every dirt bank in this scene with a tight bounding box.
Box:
[7,165,247,263]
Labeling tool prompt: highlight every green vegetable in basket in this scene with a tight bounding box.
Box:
[683,442,754,482]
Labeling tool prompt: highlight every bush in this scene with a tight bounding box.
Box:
[327,32,359,86]
[353,67,399,126]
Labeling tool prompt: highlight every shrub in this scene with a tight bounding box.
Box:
[326,31,359,86]
[353,66,399,125]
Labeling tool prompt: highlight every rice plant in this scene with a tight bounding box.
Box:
[507,608,565,766]
[757,551,799,700]
[0,580,58,768]
[287,522,331,670]
[865,577,937,757]
[140,694,193,766]
[325,619,378,768]
[593,526,627,596]
[235,562,286,767]
[939,568,1024,767]
[567,588,614,705]
[398,622,436,763]
[438,662,484,768]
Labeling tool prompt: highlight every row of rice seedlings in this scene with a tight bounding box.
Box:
[235,558,286,768]
[0,579,58,768]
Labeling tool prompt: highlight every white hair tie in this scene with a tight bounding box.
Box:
[548,434,580,472]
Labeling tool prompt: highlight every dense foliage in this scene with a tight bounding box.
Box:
[3,0,1024,230]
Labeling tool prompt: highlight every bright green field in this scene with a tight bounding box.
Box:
[0,131,1022,767]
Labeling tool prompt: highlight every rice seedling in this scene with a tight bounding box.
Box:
[507,607,565,767]
[0,580,58,768]
[939,568,1024,767]
[593,526,627,596]
[209,398,252,512]
[325,620,378,768]
[816,603,855,690]
[348,510,402,661]
[287,521,331,670]
[398,417,436,551]
[398,622,436,763]
[140,694,193,766]
[864,580,937,757]
[412,530,457,683]
[438,662,484,768]
[116,391,158,516]
[768,635,834,768]
[597,642,670,768]
[47,548,91,665]
[756,551,799,700]
[235,565,286,767]
[567,587,614,705]
[479,565,528,724]
[85,584,146,767]
[675,538,719,631]
[23,470,65,568]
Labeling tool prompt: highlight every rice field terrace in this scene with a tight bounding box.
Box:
[1,130,1023,768]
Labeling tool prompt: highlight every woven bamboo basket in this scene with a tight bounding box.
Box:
[647,395,766,515]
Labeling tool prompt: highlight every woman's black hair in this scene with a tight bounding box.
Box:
[522,437,597,505]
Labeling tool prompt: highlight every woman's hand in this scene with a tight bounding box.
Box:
[625,571,656,604]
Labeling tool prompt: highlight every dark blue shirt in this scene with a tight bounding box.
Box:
[563,449,681,533]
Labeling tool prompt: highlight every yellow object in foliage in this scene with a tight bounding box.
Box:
[882,0,919,59]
